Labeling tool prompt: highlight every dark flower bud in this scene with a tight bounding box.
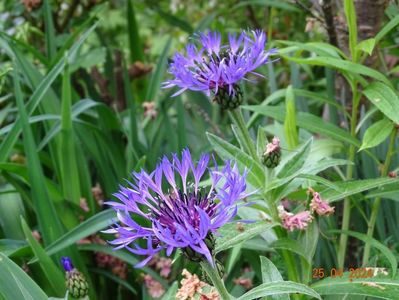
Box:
[61,257,89,299]
[213,84,243,110]
[262,137,281,168]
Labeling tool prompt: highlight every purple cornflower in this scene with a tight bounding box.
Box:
[163,30,276,109]
[105,149,250,267]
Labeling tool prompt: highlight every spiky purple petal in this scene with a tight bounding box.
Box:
[106,149,249,267]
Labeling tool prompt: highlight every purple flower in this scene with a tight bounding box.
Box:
[61,256,74,272]
[105,149,249,267]
[163,30,276,102]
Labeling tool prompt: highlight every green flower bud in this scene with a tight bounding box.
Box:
[66,269,89,298]
[61,257,88,299]
[262,137,281,168]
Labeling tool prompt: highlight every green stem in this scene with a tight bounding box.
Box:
[229,107,300,294]
[362,128,397,265]
[267,197,301,286]
[228,109,258,160]
[337,81,360,269]
[200,261,232,300]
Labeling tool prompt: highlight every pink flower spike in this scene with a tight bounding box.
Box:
[309,189,335,216]
[278,205,313,231]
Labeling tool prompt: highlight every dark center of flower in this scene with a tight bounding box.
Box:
[152,189,216,235]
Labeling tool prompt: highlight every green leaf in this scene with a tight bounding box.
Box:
[153,7,193,33]
[330,230,397,277]
[256,127,267,158]
[344,0,358,61]
[20,217,65,297]
[59,61,81,205]
[312,272,399,299]
[215,221,277,253]
[260,256,284,283]
[271,238,310,264]
[237,281,321,300]
[300,221,319,264]
[78,243,168,288]
[0,189,25,239]
[207,132,265,188]
[90,268,137,295]
[356,38,376,56]
[260,257,289,300]
[0,22,98,162]
[42,209,116,257]
[359,118,394,151]
[278,41,346,59]
[277,138,312,179]
[320,177,399,203]
[297,174,343,192]
[281,56,391,87]
[0,252,48,300]
[232,0,301,12]
[375,14,399,44]
[366,183,399,201]
[0,239,27,257]
[12,69,64,246]
[127,0,144,62]
[243,105,361,147]
[160,282,178,300]
[284,85,298,149]
[363,82,399,124]
[43,0,56,60]
[145,38,171,103]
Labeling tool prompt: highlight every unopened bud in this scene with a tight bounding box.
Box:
[262,137,281,168]
[61,257,89,299]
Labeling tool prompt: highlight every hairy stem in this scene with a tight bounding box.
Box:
[200,261,232,300]
[337,81,360,269]
[229,109,258,160]
[230,107,300,293]
[362,128,397,265]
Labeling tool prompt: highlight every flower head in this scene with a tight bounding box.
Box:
[308,188,335,216]
[163,30,276,109]
[278,205,313,231]
[61,257,89,298]
[106,149,249,267]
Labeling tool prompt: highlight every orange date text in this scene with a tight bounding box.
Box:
[312,267,374,281]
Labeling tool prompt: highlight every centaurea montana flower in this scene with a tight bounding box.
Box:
[105,149,249,267]
[163,30,277,109]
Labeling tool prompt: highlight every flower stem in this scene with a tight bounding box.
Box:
[362,128,397,265]
[337,81,360,269]
[200,261,232,300]
[228,109,258,160]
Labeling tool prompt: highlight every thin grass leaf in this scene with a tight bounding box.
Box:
[39,209,116,258]
[20,217,65,297]
[0,253,48,300]
[59,60,81,204]
[12,69,64,245]
[43,0,56,60]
